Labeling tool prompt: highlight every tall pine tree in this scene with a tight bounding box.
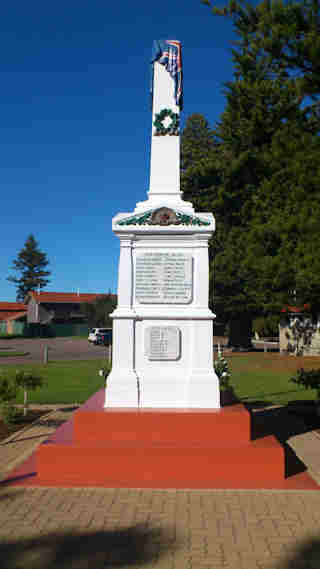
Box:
[180,0,320,345]
[8,234,51,301]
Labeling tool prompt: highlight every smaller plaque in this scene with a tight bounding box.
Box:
[145,326,181,361]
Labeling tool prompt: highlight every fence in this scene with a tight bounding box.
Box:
[0,322,89,338]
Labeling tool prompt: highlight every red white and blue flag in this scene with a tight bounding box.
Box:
[151,39,183,108]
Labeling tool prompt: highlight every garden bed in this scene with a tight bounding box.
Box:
[0,409,51,443]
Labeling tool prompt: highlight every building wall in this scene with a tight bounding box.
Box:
[279,315,320,355]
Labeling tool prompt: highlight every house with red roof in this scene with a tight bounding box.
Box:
[25,291,115,325]
[0,302,28,335]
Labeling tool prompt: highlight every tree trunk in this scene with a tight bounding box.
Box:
[23,389,28,417]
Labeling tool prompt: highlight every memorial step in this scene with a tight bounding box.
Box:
[73,403,251,445]
[37,436,284,488]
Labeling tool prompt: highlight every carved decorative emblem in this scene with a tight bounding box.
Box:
[117,208,210,227]
[150,207,177,225]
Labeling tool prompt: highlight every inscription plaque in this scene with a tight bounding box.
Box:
[135,252,192,304]
[145,326,181,361]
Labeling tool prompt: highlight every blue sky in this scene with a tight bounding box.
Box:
[0,0,236,302]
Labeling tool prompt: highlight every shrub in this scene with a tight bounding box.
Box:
[290,368,320,398]
[0,373,19,424]
[15,370,46,416]
[253,315,279,337]
[214,349,231,390]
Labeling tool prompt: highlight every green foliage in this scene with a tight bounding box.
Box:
[0,373,19,425]
[181,0,320,345]
[214,350,231,389]
[0,374,18,402]
[15,370,45,392]
[290,368,320,397]
[7,234,51,301]
[81,294,116,328]
[253,315,279,337]
[0,401,20,425]
[0,370,45,421]
[15,370,45,416]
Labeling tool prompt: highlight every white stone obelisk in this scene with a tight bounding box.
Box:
[136,61,192,213]
[105,41,220,409]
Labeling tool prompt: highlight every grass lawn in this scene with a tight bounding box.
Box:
[226,352,320,405]
[0,359,110,405]
[0,352,29,357]
[0,352,320,406]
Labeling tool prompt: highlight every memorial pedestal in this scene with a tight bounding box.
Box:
[105,226,220,408]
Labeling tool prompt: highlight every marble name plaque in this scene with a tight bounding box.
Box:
[135,252,192,304]
[145,326,181,361]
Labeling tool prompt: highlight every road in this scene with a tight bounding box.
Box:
[0,337,108,365]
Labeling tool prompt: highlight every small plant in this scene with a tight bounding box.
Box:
[214,347,231,390]
[15,370,45,417]
[0,373,19,424]
[290,368,320,398]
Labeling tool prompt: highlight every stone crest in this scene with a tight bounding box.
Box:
[117,207,210,227]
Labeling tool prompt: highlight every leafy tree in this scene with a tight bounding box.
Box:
[8,234,51,301]
[81,294,117,328]
[180,0,320,346]
[15,370,45,417]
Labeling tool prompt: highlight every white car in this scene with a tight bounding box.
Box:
[88,328,111,344]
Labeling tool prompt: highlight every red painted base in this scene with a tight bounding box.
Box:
[3,389,320,490]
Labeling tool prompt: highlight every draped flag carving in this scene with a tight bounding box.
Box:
[151,39,183,109]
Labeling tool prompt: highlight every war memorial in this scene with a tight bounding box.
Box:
[105,39,220,409]
[6,41,317,490]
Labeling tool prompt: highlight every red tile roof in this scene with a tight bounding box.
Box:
[0,302,27,311]
[0,310,27,322]
[281,304,311,313]
[27,292,114,304]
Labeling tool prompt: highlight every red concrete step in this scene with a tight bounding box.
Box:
[74,405,251,444]
[37,435,284,488]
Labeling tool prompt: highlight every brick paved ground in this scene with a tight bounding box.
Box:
[1,407,320,568]
[1,486,320,569]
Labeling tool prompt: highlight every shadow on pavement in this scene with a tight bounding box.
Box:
[246,404,317,478]
[280,536,320,569]
[0,524,178,569]
[0,489,25,503]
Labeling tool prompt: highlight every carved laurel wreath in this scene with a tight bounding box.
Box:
[153,108,179,136]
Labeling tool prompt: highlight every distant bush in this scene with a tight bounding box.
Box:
[290,368,320,398]
[253,315,279,337]
[0,373,19,424]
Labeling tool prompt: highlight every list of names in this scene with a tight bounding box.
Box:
[145,326,181,360]
[135,252,192,304]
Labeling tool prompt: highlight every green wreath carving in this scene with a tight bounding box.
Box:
[153,108,179,136]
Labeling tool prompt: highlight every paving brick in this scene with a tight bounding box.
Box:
[3,410,320,569]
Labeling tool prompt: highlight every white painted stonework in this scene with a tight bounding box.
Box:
[105,45,220,409]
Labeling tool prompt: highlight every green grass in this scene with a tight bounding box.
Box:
[0,351,29,357]
[0,359,111,404]
[0,352,319,407]
[226,352,320,406]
